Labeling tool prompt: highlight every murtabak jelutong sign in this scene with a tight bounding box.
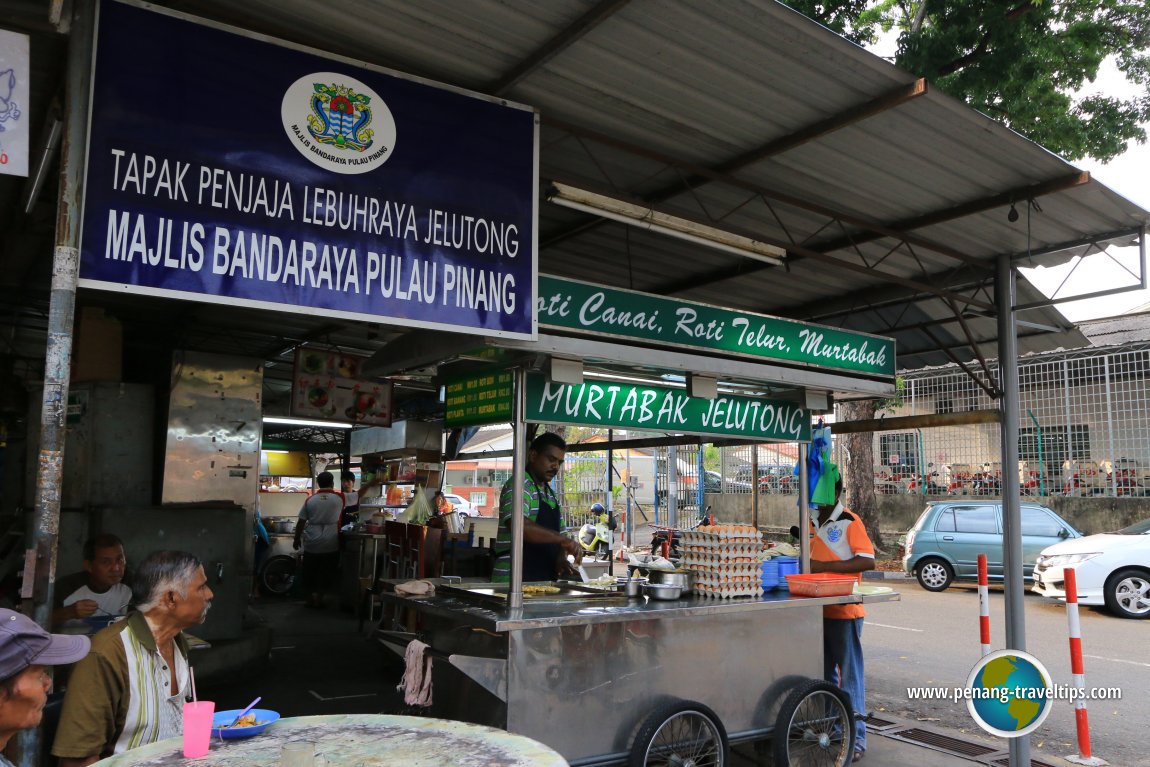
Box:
[526,374,811,442]
[537,276,895,378]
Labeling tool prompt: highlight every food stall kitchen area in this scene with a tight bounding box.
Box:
[359,275,900,765]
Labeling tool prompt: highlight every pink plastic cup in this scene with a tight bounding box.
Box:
[182,701,215,758]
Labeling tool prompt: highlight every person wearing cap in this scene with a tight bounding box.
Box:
[52,551,213,767]
[0,609,90,765]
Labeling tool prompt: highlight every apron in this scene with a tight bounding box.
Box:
[522,493,562,582]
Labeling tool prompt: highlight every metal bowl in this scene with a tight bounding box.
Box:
[643,582,684,601]
[648,569,693,591]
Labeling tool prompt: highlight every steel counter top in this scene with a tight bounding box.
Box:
[389,585,899,632]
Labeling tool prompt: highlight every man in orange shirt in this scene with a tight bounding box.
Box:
[809,475,875,762]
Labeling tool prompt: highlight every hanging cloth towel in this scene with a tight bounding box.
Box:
[812,460,840,507]
[399,639,434,707]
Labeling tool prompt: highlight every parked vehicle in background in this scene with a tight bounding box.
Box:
[702,470,752,494]
[1032,518,1150,619]
[443,493,480,517]
[902,501,1081,592]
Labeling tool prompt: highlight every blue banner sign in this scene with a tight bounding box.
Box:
[80,1,538,339]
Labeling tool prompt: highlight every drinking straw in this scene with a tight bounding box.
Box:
[190,666,198,703]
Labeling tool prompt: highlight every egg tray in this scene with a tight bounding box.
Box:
[694,584,764,599]
[691,572,760,584]
[680,561,763,572]
[683,546,761,561]
[682,530,761,545]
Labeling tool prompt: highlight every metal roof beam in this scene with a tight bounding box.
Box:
[650,230,995,311]
[811,172,1092,255]
[635,80,929,204]
[543,118,988,269]
[488,0,632,96]
[709,79,928,174]
[783,265,992,321]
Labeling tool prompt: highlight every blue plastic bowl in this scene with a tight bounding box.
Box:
[210,709,280,740]
[81,616,117,631]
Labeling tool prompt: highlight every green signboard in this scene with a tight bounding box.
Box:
[537,276,895,378]
[444,370,514,427]
[526,374,811,442]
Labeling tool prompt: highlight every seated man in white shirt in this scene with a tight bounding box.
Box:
[52,534,132,629]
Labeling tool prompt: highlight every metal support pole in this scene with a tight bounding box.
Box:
[696,440,705,516]
[1103,355,1115,496]
[625,446,633,550]
[1027,410,1045,496]
[667,445,678,528]
[508,368,527,609]
[1063,360,1073,492]
[750,444,759,529]
[606,429,613,574]
[798,442,810,573]
[996,253,1030,767]
[19,4,94,766]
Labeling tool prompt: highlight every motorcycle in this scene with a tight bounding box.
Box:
[577,503,618,560]
[650,505,713,560]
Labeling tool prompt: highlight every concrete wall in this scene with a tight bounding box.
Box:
[705,493,1150,539]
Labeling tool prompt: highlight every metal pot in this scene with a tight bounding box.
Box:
[648,569,693,591]
[617,576,648,598]
[275,518,296,534]
[643,582,684,601]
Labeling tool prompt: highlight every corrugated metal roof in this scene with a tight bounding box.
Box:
[2,0,1146,380]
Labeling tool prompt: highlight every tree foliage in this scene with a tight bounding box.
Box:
[785,1,1150,161]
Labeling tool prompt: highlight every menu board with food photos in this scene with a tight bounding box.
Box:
[291,349,393,426]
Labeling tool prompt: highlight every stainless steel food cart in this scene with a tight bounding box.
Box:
[370,282,900,765]
[379,581,898,766]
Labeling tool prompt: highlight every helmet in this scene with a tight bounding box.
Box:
[590,503,606,514]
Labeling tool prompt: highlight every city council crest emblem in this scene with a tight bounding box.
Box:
[281,72,396,175]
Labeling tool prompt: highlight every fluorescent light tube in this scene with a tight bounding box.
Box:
[549,182,786,267]
[262,416,354,429]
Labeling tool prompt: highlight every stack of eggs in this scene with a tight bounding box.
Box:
[681,524,764,599]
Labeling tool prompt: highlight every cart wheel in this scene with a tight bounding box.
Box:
[772,679,854,766]
[260,555,296,596]
[628,699,728,767]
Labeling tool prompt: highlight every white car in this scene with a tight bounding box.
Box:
[443,493,481,517]
[1032,518,1150,619]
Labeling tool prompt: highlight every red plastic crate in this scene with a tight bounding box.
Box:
[784,573,857,597]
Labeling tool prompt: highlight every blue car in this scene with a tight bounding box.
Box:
[903,501,1081,591]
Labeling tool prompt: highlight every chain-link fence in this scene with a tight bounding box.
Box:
[866,343,1150,498]
[642,342,1150,501]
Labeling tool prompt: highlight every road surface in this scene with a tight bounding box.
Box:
[865,582,1148,766]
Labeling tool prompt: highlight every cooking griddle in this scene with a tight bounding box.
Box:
[437,581,626,606]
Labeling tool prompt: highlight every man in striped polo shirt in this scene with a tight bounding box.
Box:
[493,432,584,583]
[53,551,214,766]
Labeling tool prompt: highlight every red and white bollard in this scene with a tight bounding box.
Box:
[977,553,991,657]
[1064,568,1107,766]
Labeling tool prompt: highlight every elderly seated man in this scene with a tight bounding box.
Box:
[53,533,131,629]
[0,610,91,767]
[52,551,214,766]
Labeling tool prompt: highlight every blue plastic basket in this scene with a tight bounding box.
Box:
[775,557,799,591]
[760,559,780,591]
